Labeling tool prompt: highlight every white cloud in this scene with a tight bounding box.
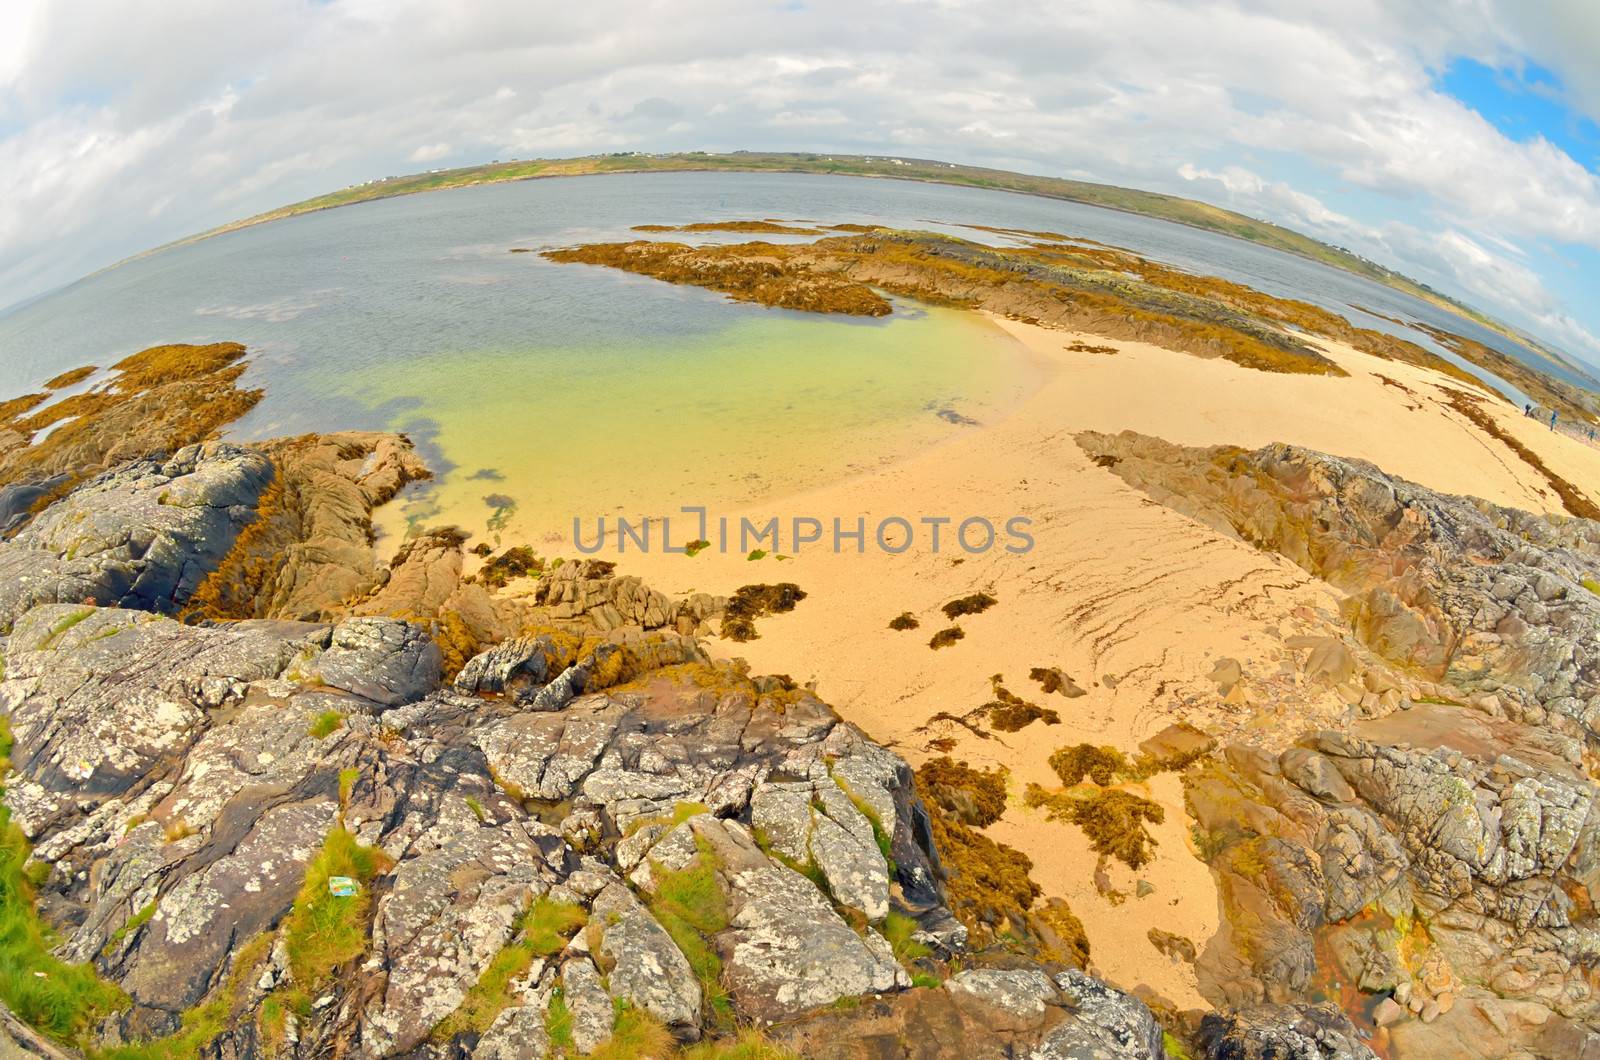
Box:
[409,142,451,163]
[1177,163,1378,241]
[0,0,1597,362]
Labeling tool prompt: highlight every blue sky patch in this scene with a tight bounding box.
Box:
[1441,58,1600,172]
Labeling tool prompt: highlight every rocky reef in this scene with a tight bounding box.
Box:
[541,224,1556,400]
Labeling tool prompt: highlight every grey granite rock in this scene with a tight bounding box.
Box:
[309,616,441,707]
[592,882,702,1035]
[0,443,272,628]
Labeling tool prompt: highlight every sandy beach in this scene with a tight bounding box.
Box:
[597,313,1600,1009]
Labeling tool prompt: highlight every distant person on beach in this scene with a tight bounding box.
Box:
[1550,410,1558,431]
[1524,403,1533,416]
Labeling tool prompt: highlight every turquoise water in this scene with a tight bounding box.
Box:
[0,170,1571,541]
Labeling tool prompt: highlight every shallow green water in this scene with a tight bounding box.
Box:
[349,300,1033,549]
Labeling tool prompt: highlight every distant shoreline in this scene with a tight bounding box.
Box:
[94,150,1590,383]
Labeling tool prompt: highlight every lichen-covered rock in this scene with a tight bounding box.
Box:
[0,538,1127,1059]
[592,881,702,1035]
[363,821,557,1055]
[0,605,326,816]
[1039,969,1167,1059]
[0,442,272,628]
[561,956,614,1054]
[1195,1002,1378,1059]
[750,777,891,922]
[454,635,554,696]
[945,968,1057,1018]
[309,616,442,707]
[713,817,906,1022]
[473,1003,551,1060]
[118,798,338,1024]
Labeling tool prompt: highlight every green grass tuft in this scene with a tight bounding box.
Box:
[102,900,158,956]
[0,716,129,1041]
[880,911,929,964]
[647,837,733,1028]
[681,1027,802,1058]
[589,999,676,1060]
[40,608,94,649]
[432,897,586,1041]
[259,825,388,1050]
[338,767,359,808]
[308,710,344,739]
[544,987,576,1052]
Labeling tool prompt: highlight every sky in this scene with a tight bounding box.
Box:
[2,0,1599,364]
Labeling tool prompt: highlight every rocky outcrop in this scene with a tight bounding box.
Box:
[1078,429,1600,727]
[0,343,262,507]
[184,431,432,622]
[0,443,271,629]
[0,583,1174,1057]
[1083,430,1600,1057]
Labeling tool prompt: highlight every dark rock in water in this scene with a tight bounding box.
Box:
[0,442,272,628]
[0,473,70,534]
[935,406,979,426]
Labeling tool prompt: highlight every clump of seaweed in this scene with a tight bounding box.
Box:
[476,546,544,588]
[984,675,1059,732]
[1030,666,1087,698]
[1047,744,1129,787]
[888,612,920,631]
[912,771,1090,964]
[1034,898,1091,969]
[1025,785,1164,869]
[631,220,822,235]
[1066,342,1118,354]
[918,782,1037,933]
[721,583,806,642]
[915,757,1008,827]
[941,593,997,619]
[43,366,97,389]
[0,343,262,522]
[928,627,964,650]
